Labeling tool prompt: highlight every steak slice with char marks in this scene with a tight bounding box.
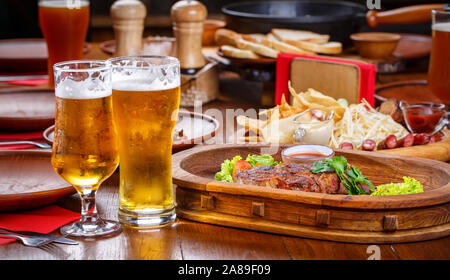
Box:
[233,163,348,194]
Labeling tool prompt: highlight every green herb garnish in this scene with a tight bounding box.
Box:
[310,156,374,195]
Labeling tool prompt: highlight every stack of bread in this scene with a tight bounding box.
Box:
[216,28,342,59]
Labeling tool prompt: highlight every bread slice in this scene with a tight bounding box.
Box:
[220,45,260,59]
[215,28,241,47]
[271,28,330,44]
[241,33,266,44]
[261,34,316,55]
[236,39,279,58]
[291,41,342,54]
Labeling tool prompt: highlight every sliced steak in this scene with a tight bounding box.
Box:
[233,163,348,195]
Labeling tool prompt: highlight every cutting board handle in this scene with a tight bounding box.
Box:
[367,3,444,28]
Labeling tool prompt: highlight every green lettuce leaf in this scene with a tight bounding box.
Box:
[371,177,424,196]
[214,156,242,182]
[245,154,278,167]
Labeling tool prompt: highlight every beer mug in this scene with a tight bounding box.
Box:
[109,56,181,228]
[427,7,450,105]
[38,0,90,87]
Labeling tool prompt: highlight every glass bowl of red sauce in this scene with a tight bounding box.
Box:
[282,145,334,164]
[399,101,448,135]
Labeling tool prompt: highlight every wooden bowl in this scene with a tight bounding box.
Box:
[173,144,450,244]
[202,19,226,46]
[351,32,401,59]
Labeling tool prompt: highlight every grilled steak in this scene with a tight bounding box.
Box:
[233,163,348,194]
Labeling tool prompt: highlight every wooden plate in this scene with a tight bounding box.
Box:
[0,88,55,131]
[375,80,442,105]
[392,33,432,60]
[0,150,75,212]
[44,111,220,152]
[173,144,450,244]
[0,38,91,73]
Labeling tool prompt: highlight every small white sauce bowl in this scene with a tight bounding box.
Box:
[282,144,335,164]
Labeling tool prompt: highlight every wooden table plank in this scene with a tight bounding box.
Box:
[282,237,400,260]
[177,220,291,260]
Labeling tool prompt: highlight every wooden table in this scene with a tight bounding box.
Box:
[0,43,448,260]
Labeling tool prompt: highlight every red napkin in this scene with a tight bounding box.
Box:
[0,130,46,150]
[275,53,376,106]
[0,205,80,245]
[1,78,48,86]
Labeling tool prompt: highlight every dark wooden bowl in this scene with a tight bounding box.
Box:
[351,32,401,59]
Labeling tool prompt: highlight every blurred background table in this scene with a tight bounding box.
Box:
[0,43,448,260]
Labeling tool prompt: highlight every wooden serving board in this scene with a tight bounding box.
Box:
[379,130,450,162]
[173,144,450,244]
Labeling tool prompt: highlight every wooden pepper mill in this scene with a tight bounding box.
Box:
[171,0,207,74]
[110,0,147,57]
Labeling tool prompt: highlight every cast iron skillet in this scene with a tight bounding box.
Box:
[222,1,444,45]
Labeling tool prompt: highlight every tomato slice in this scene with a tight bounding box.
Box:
[232,160,252,177]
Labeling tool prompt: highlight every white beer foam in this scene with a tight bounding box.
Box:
[39,0,89,8]
[433,22,450,32]
[112,78,180,92]
[55,79,112,99]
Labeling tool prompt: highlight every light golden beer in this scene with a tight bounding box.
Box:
[113,85,180,223]
[52,60,121,237]
[110,55,181,227]
[51,95,119,190]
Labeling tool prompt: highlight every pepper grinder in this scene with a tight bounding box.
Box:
[110,0,147,57]
[171,0,207,74]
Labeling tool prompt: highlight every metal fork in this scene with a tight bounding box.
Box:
[0,230,60,247]
[0,141,51,149]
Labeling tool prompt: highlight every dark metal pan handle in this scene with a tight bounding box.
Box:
[366,3,444,28]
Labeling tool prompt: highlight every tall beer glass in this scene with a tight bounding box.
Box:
[109,56,180,228]
[428,8,450,105]
[52,60,121,237]
[39,0,90,88]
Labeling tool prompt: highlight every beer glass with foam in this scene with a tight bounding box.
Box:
[428,8,450,105]
[52,60,121,237]
[109,56,181,228]
[38,0,90,87]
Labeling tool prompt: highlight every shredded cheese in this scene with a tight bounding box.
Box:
[329,100,408,149]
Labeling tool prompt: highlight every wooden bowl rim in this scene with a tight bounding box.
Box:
[172,144,450,210]
[350,32,401,43]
